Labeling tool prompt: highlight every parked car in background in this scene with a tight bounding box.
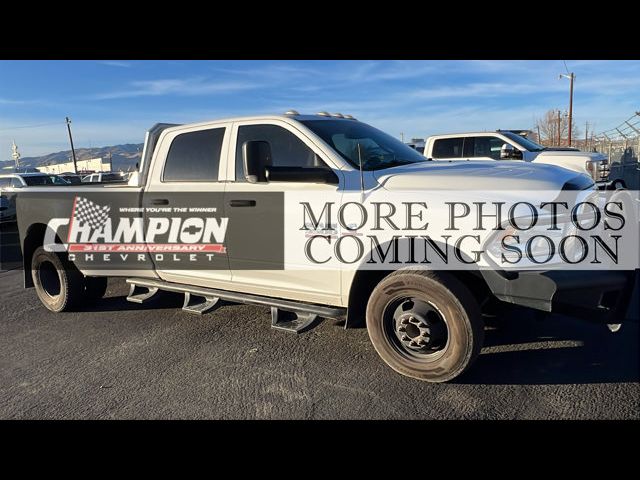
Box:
[0,172,69,189]
[424,130,611,188]
[81,172,128,184]
[608,147,640,190]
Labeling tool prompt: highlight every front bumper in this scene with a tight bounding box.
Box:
[481,269,637,323]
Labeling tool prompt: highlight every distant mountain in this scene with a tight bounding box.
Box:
[0,143,144,172]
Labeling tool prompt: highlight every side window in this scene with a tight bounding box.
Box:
[11,178,23,187]
[432,138,463,159]
[163,127,225,182]
[0,178,11,188]
[235,124,325,182]
[470,136,505,160]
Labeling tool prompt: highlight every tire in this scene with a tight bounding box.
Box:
[31,246,85,312]
[612,180,626,190]
[366,270,484,382]
[85,276,108,300]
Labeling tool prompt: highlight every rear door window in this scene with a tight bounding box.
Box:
[432,138,463,159]
[163,128,225,182]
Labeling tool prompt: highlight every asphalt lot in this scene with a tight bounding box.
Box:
[0,260,638,419]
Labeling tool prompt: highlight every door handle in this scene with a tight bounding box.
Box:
[229,199,256,207]
[151,199,169,206]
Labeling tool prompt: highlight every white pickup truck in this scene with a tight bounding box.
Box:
[12,113,636,382]
[425,130,610,187]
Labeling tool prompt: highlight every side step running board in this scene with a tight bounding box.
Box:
[271,307,319,334]
[127,284,159,304]
[125,277,346,333]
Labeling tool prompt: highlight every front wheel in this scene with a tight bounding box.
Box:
[612,179,626,190]
[366,270,484,382]
[31,246,85,312]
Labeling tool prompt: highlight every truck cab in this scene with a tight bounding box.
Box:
[425,130,610,187]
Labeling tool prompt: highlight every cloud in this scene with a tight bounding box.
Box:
[93,77,261,99]
[99,60,132,68]
[406,81,564,100]
[0,97,50,106]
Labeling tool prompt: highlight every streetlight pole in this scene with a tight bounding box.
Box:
[560,73,575,147]
[65,116,79,174]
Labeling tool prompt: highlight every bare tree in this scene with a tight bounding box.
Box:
[535,109,581,147]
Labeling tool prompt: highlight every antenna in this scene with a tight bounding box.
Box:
[357,143,365,194]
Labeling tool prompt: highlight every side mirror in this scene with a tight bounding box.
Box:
[500,143,522,160]
[242,140,272,183]
[265,166,339,185]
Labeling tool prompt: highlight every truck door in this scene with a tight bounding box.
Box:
[144,122,232,287]
[224,120,342,306]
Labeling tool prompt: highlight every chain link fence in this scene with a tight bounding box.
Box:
[593,112,640,189]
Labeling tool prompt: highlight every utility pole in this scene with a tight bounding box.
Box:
[568,73,574,146]
[584,121,589,151]
[400,132,405,143]
[557,110,562,146]
[65,116,78,174]
[559,72,575,146]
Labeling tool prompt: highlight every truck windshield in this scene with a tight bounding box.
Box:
[301,120,427,171]
[501,132,546,152]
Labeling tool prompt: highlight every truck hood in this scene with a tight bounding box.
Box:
[374,160,591,191]
[536,149,607,160]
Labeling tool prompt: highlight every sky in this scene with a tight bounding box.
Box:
[1,60,639,158]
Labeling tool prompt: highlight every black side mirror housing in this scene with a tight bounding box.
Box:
[243,140,272,183]
[265,166,339,185]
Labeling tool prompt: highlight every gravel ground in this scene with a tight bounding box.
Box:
[0,269,637,419]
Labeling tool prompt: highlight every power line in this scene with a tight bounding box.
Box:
[0,121,65,131]
[562,60,570,75]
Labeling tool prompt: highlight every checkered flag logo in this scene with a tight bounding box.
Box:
[73,196,111,230]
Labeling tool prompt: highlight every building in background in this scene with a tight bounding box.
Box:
[406,138,425,154]
[37,157,111,174]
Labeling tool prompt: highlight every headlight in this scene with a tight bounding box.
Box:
[486,217,576,264]
[585,159,609,181]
